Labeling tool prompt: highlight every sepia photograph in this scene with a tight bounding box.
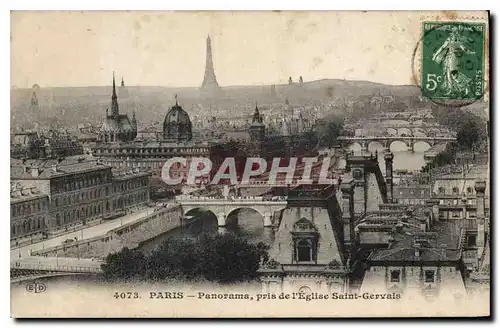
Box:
[8,10,490,318]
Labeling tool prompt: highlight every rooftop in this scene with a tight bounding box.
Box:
[93,138,221,148]
[435,164,488,180]
[10,182,48,203]
[111,167,151,180]
[367,220,463,264]
[11,156,110,179]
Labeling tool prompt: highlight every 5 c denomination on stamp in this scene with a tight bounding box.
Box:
[421,21,485,101]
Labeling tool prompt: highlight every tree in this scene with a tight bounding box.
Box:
[431,106,487,151]
[101,233,269,284]
[196,233,263,283]
[147,236,202,281]
[101,247,147,281]
[456,119,485,151]
[316,115,345,148]
[421,142,457,173]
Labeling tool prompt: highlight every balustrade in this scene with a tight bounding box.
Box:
[12,262,102,273]
[177,195,287,202]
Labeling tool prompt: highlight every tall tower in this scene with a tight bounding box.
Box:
[28,84,41,125]
[249,102,265,142]
[30,90,39,108]
[201,35,220,90]
[384,152,394,203]
[111,72,119,119]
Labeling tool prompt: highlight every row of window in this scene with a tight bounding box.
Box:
[100,132,136,143]
[54,187,110,207]
[396,199,427,205]
[11,216,46,237]
[12,190,148,237]
[396,189,427,196]
[13,188,149,219]
[112,179,148,193]
[40,179,147,208]
[53,191,148,227]
[390,269,436,283]
[108,161,162,169]
[112,192,148,209]
[439,211,478,220]
[96,147,209,155]
[437,186,474,194]
[438,199,476,206]
[52,172,111,193]
[55,203,103,225]
[11,199,49,218]
[396,197,480,207]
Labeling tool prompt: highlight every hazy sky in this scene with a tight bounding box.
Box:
[10,11,487,88]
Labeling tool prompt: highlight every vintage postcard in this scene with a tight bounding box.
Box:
[10,10,490,318]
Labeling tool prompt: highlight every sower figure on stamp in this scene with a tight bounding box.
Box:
[432,27,475,96]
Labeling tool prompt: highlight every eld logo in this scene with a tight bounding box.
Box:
[26,282,46,294]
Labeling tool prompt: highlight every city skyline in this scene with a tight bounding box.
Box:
[12,11,432,89]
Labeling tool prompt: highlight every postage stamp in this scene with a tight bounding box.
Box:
[421,22,485,100]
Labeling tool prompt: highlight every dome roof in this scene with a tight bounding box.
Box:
[163,101,192,141]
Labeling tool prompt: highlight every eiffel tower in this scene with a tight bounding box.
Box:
[201,35,220,91]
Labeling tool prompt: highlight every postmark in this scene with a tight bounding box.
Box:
[420,21,485,101]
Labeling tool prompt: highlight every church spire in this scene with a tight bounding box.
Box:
[252,101,262,123]
[111,71,119,119]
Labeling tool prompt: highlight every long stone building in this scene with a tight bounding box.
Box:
[10,155,151,241]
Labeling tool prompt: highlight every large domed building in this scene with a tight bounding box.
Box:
[163,98,193,141]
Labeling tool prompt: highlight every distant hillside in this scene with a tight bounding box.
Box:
[11,78,421,126]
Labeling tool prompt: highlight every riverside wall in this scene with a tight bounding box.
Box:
[32,206,183,259]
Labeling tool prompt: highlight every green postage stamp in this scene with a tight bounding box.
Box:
[421,22,485,100]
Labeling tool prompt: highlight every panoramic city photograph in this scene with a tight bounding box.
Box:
[9,10,490,318]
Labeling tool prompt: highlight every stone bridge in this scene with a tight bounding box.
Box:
[346,122,452,137]
[176,195,288,227]
[371,111,433,121]
[338,136,456,152]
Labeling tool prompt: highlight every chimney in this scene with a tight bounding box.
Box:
[384,152,394,203]
[31,166,39,178]
[341,178,355,249]
[413,238,421,257]
[425,199,440,222]
[474,180,486,220]
[474,180,487,250]
[419,218,427,232]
